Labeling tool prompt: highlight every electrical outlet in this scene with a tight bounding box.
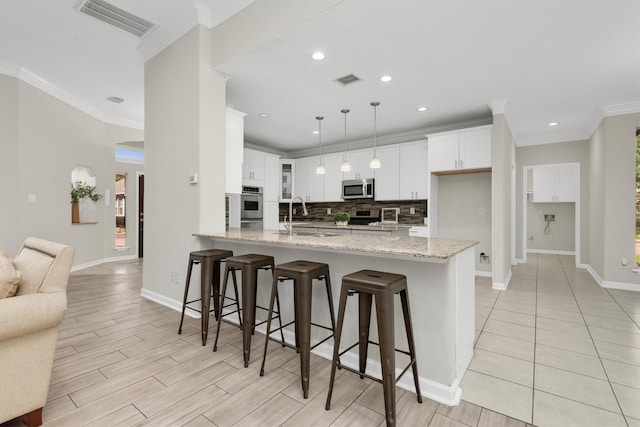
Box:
[478,207,485,215]
[410,207,415,214]
[170,271,179,284]
[293,208,297,215]
[479,253,490,264]
[327,208,331,215]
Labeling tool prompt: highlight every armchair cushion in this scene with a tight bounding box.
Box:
[0,252,21,299]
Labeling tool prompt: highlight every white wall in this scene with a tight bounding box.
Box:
[515,140,590,263]
[491,114,513,288]
[527,202,575,252]
[438,172,492,274]
[0,74,144,264]
[589,113,640,287]
[0,75,20,253]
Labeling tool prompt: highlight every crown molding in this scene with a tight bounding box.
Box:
[0,64,143,130]
[603,101,640,117]
[515,130,590,147]
[280,116,494,159]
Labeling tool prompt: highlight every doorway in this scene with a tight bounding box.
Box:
[138,173,144,258]
[522,163,580,266]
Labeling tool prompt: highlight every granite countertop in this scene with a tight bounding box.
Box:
[288,221,415,231]
[195,228,477,260]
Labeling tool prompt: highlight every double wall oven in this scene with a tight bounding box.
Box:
[240,185,263,228]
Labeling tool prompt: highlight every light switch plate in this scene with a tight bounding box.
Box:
[27,194,36,204]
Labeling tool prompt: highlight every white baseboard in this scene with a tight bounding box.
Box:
[140,288,200,319]
[71,254,139,272]
[584,264,640,292]
[475,271,493,278]
[491,269,512,291]
[527,249,576,255]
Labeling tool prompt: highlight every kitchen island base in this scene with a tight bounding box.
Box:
[198,233,475,406]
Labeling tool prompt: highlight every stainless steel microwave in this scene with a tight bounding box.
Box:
[342,179,375,200]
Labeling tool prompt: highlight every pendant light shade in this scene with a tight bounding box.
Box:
[315,116,325,175]
[340,108,351,172]
[370,101,381,169]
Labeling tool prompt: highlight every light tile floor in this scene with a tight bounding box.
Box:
[462,253,640,427]
[2,254,639,426]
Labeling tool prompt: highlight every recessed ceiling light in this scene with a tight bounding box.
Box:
[258,113,270,118]
[311,51,325,61]
[417,106,428,112]
[548,122,558,126]
[106,96,124,104]
[379,75,392,82]
[312,130,319,135]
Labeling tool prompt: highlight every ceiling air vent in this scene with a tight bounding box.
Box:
[334,74,361,86]
[76,0,157,38]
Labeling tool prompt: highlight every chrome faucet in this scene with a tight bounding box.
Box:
[285,195,308,235]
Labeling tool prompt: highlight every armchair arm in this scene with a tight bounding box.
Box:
[0,293,67,342]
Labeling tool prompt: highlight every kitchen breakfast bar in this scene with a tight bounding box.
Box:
[195,228,478,405]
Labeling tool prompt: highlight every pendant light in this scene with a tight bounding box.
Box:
[340,109,351,172]
[369,101,381,169]
[315,116,325,175]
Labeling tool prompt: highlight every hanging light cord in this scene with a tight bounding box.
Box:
[342,109,349,160]
[317,116,323,159]
[372,102,378,156]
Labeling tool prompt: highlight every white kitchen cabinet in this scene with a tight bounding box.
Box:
[532,164,577,203]
[428,126,491,174]
[373,146,399,200]
[459,127,492,170]
[343,148,375,180]
[399,141,428,199]
[242,148,265,184]
[323,153,344,202]
[225,107,245,194]
[279,159,295,202]
[263,201,280,230]
[294,157,324,202]
[263,153,280,202]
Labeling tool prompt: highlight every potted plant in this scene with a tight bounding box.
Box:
[333,211,350,226]
[71,181,103,223]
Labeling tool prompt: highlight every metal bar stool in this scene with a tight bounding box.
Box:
[325,270,422,427]
[178,249,233,346]
[212,253,280,368]
[259,260,336,399]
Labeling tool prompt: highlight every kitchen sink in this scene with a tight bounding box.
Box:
[275,231,340,237]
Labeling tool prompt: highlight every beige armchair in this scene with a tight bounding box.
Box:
[0,238,75,427]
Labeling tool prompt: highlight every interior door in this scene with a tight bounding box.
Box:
[138,174,144,258]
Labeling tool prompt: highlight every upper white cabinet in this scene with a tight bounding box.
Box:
[294,157,324,202]
[278,159,295,202]
[323,153,345,202]
[225,108,245,194]
[428,126,492,174]
[343,148,375,180]
[373,146,400,201]
[263,153,280,202]
[532,164,578,203]
[242,148,266,184]
[399,141,428,199]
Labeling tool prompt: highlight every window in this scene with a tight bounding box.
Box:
[115,173,126,248]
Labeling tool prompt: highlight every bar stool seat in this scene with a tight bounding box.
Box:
[325,269,422,427]
[213,253,276,368]
[259,260,336,399]
[178,249,233,346]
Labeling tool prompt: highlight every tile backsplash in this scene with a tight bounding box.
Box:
[279,199,427,225]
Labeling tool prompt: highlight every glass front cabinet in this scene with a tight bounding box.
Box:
[279,159,295,202]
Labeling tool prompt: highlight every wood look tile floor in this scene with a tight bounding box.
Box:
[3,255,637,426]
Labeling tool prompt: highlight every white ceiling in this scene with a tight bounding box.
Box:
[1,0,639,154]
